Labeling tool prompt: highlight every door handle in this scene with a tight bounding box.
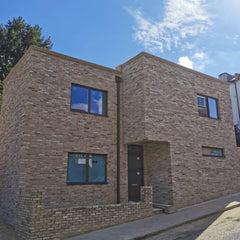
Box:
[136,172,140,175]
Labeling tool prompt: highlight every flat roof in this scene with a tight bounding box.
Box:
[4,46,121,83]
[4,46,229,86]
[117,51,229,86]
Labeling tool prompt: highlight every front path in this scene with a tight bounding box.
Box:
[146,206,240,240]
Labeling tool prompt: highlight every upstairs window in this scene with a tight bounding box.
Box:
[202,147,224,157]
[197,95,219,119]
[71,84,107,115]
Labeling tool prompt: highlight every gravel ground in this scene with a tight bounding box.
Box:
[0,218,18,240]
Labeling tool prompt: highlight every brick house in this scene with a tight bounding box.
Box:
[1,46,240,239]
[218,72,240,146]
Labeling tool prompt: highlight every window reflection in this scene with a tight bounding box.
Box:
[67,154,86,183]
[197,95,219,119]
[88,155,105,182]
[202,147,224,157]
[90,90,103,115]
[67,153,106,184]
[71,85,89,112]
[71,84,107,116]
[208,97,218,119]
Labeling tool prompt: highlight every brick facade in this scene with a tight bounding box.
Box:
[120,53,240,208]
[21,49,121,208]
[16,187,152,240]
[1,46,240,239]
[143,142,173,205]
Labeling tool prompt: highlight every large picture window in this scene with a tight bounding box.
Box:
[71,84,107,115]
[67,153,107,184]
[197,95,219,119]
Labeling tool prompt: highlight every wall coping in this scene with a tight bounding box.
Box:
[117,52,230,86]
[3,46,121,84]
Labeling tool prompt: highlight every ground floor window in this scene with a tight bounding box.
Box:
[202,147,224,157]
[67,153,107,184]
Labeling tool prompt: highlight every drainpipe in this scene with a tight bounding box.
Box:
[234,81,240,147]
[115,75,122,204]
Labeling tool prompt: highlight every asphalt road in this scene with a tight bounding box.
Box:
[146,206,240,240]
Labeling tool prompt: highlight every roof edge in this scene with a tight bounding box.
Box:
[3,46,34,83]
[3,46,121,83]
[118,51,229,85]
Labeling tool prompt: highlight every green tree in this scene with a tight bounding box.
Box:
[0,17,53,110]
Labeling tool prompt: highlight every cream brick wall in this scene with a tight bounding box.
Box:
[121,53,240,208]
[0,53,33,226]
[16,187,152,240]
[19,49,125,208]
[1,47,240,239]
[143,141,173,205]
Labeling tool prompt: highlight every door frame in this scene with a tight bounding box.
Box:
[128,145,144,201]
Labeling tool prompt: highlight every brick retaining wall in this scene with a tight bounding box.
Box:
[16,186,153,240]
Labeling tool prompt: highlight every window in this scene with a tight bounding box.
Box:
[67,153,107,184]
[71,84,107,115]
[202,147,224,157]
[197,95,219,119]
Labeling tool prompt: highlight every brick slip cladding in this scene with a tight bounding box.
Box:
[16,186,153,240]
[2,47,240,238]
[16,49,127,208]
[143,142,173,205]
[0,48,128,236]
[0,53,33,226]
[121,54,240,209]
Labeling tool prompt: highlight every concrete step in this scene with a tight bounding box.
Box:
[152,208,164,215]
[153,203,176,214]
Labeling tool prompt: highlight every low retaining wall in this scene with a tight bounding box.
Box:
[16,186,153,239]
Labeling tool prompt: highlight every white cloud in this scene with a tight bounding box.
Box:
[182,42,196,50]
[225,34,240,46]
[128,0,212,53]
[193,51,205,60]
[178,56,193,69]
[188,51,209,71]
[71,103,88,112]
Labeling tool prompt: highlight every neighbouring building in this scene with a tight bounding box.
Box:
[219,72,240,146]
[1,46,240,239]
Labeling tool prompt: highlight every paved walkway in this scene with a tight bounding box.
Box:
[67,192,240,240]
[146,207,240,240]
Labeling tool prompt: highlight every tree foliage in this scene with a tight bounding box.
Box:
[0,17,53,110]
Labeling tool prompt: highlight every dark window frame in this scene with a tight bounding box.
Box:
[197,94,220,120]
[70,84,108,116]
[67,152,107,185]
[202,146,225,158]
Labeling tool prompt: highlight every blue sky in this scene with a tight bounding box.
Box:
[1,0,240,78]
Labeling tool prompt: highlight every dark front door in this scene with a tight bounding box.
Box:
[128,145,144,201]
